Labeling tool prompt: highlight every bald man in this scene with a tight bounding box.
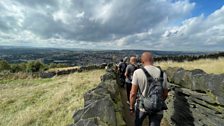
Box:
[130,52,168,126]
[125,56,137,104]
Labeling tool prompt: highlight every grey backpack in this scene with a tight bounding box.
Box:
[139,67,167,114]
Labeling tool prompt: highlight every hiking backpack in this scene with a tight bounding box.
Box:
[139,67,166,114]
[119,63,127,75]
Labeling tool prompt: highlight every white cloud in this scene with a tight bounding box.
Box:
[0,0,223,50]
[76,11,85,18]
[160,5,224,50]
[53,10,70,24]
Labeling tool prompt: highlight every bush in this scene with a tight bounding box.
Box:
[26,60,47,73]
[1,60,70,74]
[0,60,11,71]
[11,62,28,73]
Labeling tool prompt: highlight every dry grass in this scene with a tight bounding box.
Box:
[47,66,80,72]
[155,58,224,74]
[0,69,105,126]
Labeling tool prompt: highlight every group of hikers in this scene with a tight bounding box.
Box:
[117,52,168,126]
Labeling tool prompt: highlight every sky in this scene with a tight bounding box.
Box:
[0,0,224,51]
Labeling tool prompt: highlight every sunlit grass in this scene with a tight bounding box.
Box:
[0,69,105,126]
[47,66,80,72]
[155,58,224,74]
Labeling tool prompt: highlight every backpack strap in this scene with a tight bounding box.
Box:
[138,67,153,97]
[132,64,138,70]
[141,67,154,82]
[157,67,164,93]
[157,66,164,81]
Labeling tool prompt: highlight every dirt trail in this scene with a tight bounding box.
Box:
[119,87,169,126]
[120,87,135,126]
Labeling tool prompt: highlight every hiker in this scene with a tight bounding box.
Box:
[125,56,137,104]
[129,52,168,126]
[118,58,127,87]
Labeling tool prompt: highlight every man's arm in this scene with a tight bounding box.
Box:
[125,72,128,78]
[130,84,138,110]
[125,65,129,78]
[130,71,138,111]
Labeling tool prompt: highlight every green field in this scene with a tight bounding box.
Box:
[155,58,224,74]
[0,69,105,126]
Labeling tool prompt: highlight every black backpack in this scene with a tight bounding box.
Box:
[119,63,127,74]
[139,67,167,114]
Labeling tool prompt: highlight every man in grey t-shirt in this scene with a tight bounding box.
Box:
[130,52,168,126]
[125,56,137,104]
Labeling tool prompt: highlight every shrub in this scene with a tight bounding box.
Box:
[26,60,47,73]
[10,63,26,73]
[0,60,11,71]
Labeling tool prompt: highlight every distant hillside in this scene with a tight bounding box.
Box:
[0,46,218,66]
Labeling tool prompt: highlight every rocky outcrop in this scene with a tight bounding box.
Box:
[164,67,224,126]
[71,65,126,126]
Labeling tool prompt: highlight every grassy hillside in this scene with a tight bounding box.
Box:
[155,58,224,74]
[0,69,105,126]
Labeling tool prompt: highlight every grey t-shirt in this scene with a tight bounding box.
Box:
[125,64,137,83]
[132,65,168,112]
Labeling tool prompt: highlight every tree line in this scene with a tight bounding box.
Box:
[0,60,68,73]
[154,52,224,62]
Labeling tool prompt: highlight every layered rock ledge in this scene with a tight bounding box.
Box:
[71,66,126,126]
[164,67,224,126]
